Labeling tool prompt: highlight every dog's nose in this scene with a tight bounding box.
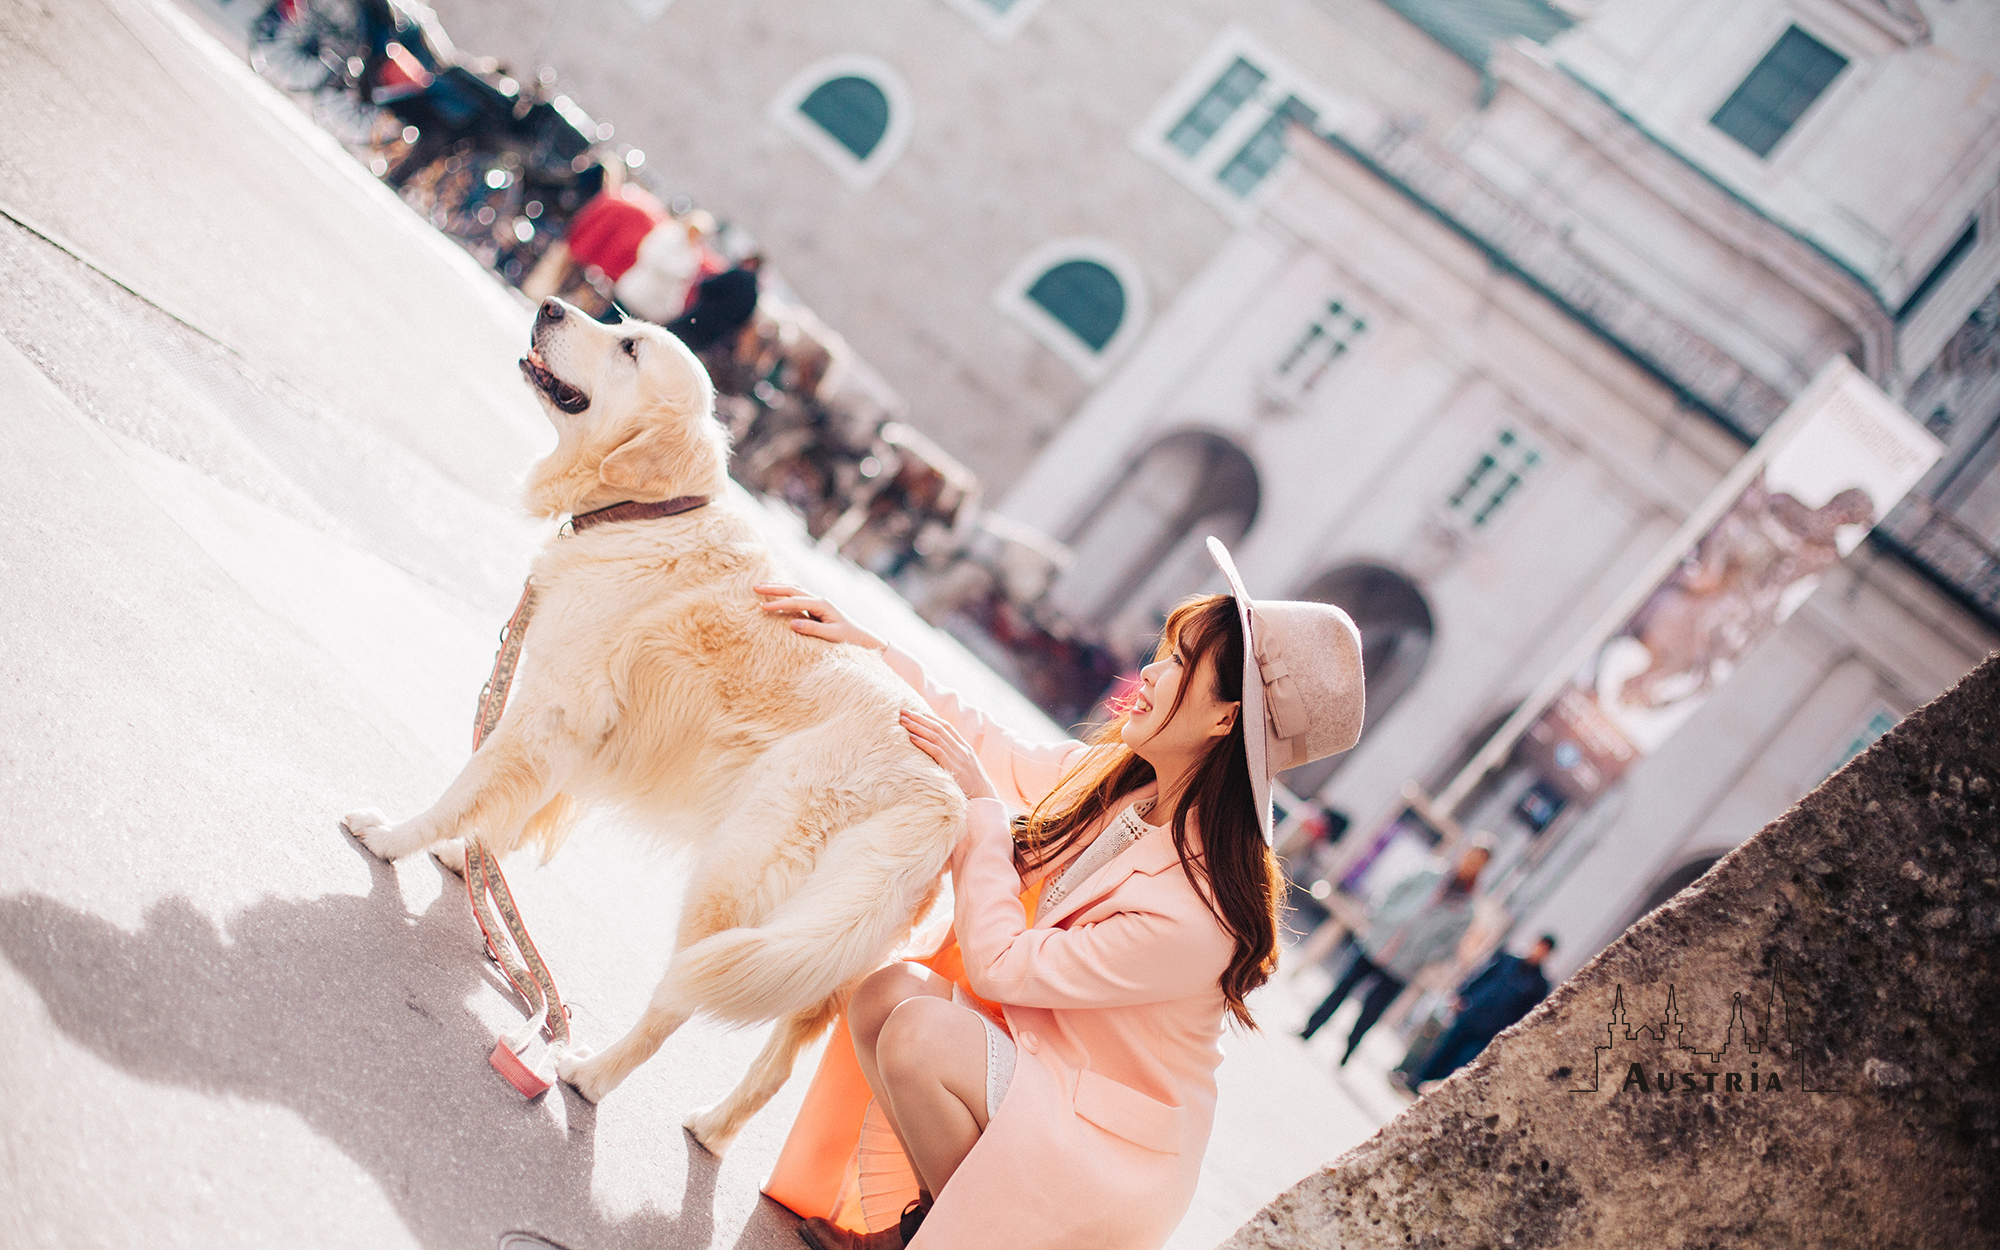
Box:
[538,299,565,324]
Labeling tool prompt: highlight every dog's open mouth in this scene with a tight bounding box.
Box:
[520,349,591,414]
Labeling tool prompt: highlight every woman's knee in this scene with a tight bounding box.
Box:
[877,998,992,1129]
[875,995,971,1086]
[848,961,942,1048]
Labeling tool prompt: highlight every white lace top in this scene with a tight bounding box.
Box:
[1034,797,1159,921]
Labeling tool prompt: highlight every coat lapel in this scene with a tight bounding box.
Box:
[1034,820,1183,929]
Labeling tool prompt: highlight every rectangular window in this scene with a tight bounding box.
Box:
[1165,58,1267,157]
[1709,25,1847,158]
[1272,298,1366,396]
[1217,96,1318,199]
[1140,34,1330,219]
[1447,429,1542,528]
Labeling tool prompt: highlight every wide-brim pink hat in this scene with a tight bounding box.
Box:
[1206,537,1366,843]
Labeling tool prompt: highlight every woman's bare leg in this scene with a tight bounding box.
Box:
[847,963,950,1180]
[847,962,993,1197]
[874,996,992,1197]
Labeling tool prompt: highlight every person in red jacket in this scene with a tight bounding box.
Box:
[521,161,667,314]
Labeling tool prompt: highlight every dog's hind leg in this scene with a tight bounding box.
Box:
[343,724,578,863]
[555,993,694,1105]
[555,867,755,1106]
[683,993,844,1157]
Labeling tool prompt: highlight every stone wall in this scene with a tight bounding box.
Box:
[1223,654,2000,1248]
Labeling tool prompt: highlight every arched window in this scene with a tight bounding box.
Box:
[799,76,889,160]
[936,0,1051,42]
[1281,563,1434,797]
[996,240,1148,377]
[1027,261,1125,352]
[770,56,914,188]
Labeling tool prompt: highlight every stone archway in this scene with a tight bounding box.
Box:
[1282,562,1433,796]
[1623,854,1723,933]
[1046,430,1261,657]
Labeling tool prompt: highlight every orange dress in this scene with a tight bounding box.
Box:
[764,649,1237,1250]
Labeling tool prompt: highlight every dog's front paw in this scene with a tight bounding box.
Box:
[556,1044,624,1104]
[343,810,432,861]
[430,838,468,876]
[683,1103,743,1157]
[341,810,406,860]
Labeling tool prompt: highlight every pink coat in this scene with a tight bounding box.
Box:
[765,649,1238,1250]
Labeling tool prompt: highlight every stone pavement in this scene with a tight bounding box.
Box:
[0,2,1397,1246]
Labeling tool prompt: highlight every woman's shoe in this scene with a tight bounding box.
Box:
[797,1199,928,1249]
[797,1216,901,1249]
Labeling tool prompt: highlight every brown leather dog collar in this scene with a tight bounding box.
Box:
[567,495,710,534]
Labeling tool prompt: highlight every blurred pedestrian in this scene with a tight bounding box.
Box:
[1297,839,1491,1065]
[614,209,718,324]
[1411,934,1555,1088]
[521,159,666,312]
[668,253,762,351]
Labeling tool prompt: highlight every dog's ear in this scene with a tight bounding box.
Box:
[598,425,695,495]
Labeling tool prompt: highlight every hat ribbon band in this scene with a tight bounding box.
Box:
[1252,611,1311,769]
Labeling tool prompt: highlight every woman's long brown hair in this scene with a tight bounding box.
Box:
[1015,595,1281,1027]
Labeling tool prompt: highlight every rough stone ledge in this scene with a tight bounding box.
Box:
[1222,654,2000,1249]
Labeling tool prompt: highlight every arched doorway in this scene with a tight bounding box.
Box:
[1047,430,1261,658]
[1622,854,1723,932]
[1281,562,1433,796]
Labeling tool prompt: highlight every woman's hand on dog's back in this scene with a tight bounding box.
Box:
[754,583,887,651]
[753,583,997,802]
[901,708,999,802]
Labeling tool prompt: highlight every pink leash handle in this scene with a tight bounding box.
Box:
[464,580,571,1097]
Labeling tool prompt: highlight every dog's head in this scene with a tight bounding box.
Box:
[520,299,726,517]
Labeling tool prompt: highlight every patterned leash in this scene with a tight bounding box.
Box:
[457,496,711,1098]
[465,579,571,1098]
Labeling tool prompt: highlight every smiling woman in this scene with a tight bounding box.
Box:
[756,539,1366,1250]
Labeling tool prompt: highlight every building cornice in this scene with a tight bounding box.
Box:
[1824,0,1930,48]
[1289,121,1775,441]
[1490,42,1897,376]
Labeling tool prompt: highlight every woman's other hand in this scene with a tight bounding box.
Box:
[754,583,887,651]
[902,708,998,802]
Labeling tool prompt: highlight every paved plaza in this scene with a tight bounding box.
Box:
[0,2,1400,1246]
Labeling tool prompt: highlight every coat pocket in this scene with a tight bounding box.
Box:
[1073,1068,1185,1155]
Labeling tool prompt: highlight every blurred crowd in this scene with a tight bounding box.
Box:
[249,0,1158,729]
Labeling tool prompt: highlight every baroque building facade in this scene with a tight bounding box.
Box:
[425,0,1999,973]
[994,0,2000,973]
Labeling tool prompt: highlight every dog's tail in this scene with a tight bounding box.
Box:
[662,805,956,1024]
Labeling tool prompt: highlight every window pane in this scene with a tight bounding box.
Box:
[1217,96,1317,198]
[1028,260,1126,352]
[1275,298,1366,392]
[1710,26,1846,158]
[1165,58,1267,158]
[799,75,891,160]
[1448,429,1540,525]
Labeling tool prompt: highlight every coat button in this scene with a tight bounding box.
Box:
[1018,1031,1039,1054]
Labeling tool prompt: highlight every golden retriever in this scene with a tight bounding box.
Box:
[341,298,964,1153]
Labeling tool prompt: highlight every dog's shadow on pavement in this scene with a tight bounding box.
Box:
[0,844,784,1250]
